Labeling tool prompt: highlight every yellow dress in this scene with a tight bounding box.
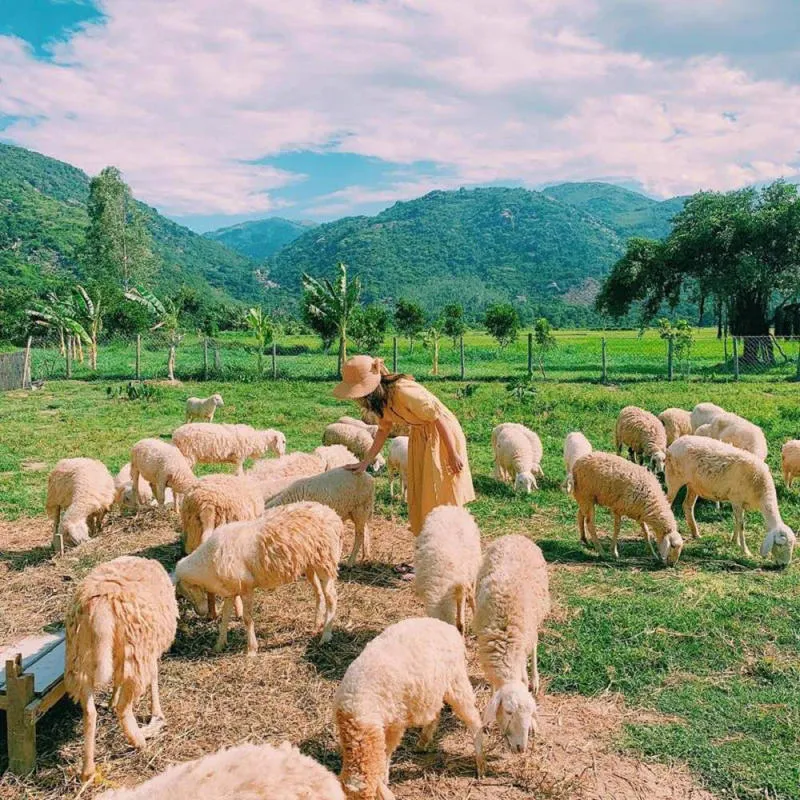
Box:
[378,379,475,534]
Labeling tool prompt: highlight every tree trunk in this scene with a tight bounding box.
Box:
[338,332,347,377]
[167,345,176,381]
[90,338,97,370]
[409,336,414,354]
[59,329,65,357]
[75,337,84,364]
[432,337,439,375]
[698,294,706,327]
[730,292,772,366]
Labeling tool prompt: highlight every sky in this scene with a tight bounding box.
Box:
[0,0,799,232]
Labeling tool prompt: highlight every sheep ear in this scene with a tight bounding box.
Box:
[482,691,501,726]
[760,530,776,558]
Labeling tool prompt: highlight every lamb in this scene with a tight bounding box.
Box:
[690,402,727,432]
[114,462,174,510]
[563,431,592,494]
[172,422,286,475]
[46,458,115,551]
[698,411,768,461]
[247,450,326,482]
[387,436,409,500]
[782,440,800,488]
[184,392,224,423]
[96,742,345,800]
[337,415,379,435]
[65,556,178,781]
[265,468,375,567]
[571,451,684,564]
[491,422,544,493]
[474,535,548,754]
[665,435,796,565]
[314,444,359,470]
[322,422,386,473]
[174,501,342,653]
[335,617,484,800]
[615,405,668,474]
[414,506,482,635]
[658,408,693,446]
[130,438,196,510]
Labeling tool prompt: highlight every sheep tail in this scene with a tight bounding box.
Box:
[336,709,386,799]
[454,584,467,635]
[88,597,115,687]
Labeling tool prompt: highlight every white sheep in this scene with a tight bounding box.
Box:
[173,422,286,475]
[247,450,325,482]
[65,556,178,781]
[337,415,379,435]
[698,411,768,461]
[130,438,196,510]
[174,502,342,653]
[314,444,359,470]
[665,435,796,565]
[184,392,224,423]
[335,617,485,800]
[322,422,386,473]
[474,534,548,753]
[96,741,345,800]
[563,431,592,494]
[491,422,544,493]
[46,458,115,551]
[387,436,409,500]
[414,506,482,634]
[114,462,174,510]
[658,408,693,446]
[571,451,684,564]
[265,468,374,567]
[782,440,800,488]
[690,402,727,431]
[615,405,668,474]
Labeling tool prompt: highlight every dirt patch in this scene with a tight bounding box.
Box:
[20,460,48,472]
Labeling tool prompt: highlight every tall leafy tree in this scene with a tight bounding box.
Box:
[351,304,389,353]
[394,299,425,353]
[125,287,184,381]
[484,303,520,349]
[442,302,467,345]
[532,317,556,378]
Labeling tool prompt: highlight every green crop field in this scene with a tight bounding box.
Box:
[1,376,799,799]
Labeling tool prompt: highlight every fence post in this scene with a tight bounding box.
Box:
[795,340,800,381]
[723,333,728,367]
[203,337,209,380]
[733,336,740,381]
[65,336,72,379]
[214,343,221,372]
[601,337,607,384]
[272,340,277,379]
[459,336,465,380]
[667,336,674,382]
[392,336,398,373]
[135,334,141,380]
[22,337,32,389]
[527,332,533,378]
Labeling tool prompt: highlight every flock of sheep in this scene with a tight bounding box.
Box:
[39,392,799,799]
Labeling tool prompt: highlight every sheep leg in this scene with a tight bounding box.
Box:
[234,596,244,618]
[416,714,440,752]
[529,632,540,695]
[682,489,701,539]
[80,692,98,781]
[319,573,337,644]
[140,676,165,738]
[383,724,405,784]
[577,508,588,546]
[733,505,751,556]
[612,514,621,559]
[235,460,244,476]
[206,592,218,620]
[584,505,604,555]
[213,597,235,653]
[444,674,486,778]
[240,594,258,656]
[115,681,146,750]
[308,570,326,630]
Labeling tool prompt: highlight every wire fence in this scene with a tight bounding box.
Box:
[17,331,800,387]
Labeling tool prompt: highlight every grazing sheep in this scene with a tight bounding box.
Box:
[322,422,386,473]
[335,617,485,800]
[184,392,224,423]
[414,506,482,634]
[665,436,796,565]
[360,408,410,438]
[615,405,668,474]
[172,423,286,475]
[572,452,684,565]
[563,431,592,494]
[114,462,174,510]
[474,535,548,753]
[691,402,727,432]
[699,411,768,461]
[65,556,178,781]
[491,422,544,493]
[130,438,196,510]
[782,440,800,488]
[247,450,325,482]
[175,502,342,653]
[658,408,693,446]
[314,444,359,470]
[265,468,375,567]
[387,436,409,500]
[96,741,345,800]
[337,415,379,435]
[46,458,115,551]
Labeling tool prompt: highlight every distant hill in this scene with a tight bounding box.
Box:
[206,217,316,260]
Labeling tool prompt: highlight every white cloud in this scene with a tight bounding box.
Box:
[0,0,798,217]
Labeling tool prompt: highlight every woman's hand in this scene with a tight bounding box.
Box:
[448,453,464,475]
[345,460,370,474]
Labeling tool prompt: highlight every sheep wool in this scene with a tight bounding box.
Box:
[130,438,196,509]
[184,393,224,423]
[335,618,484,800]
[615,405,668,474]
[314,444,359,471]
[414,506,482,634]
[248,450,325,482]
[563,431,592,495]
[65,556,178,781]
[46,457,115,550]
[337,415,379,435]
[387,436,409,500]
[782,440,800,488]
[322,422,386,473]
[700,411,768,461]
[658,408,693,446]
[491,422,544,493]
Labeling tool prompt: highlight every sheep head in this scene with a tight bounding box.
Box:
[260,429,286,456]
[658,531,684,566]
[61,518,90,546]
[369,454,386,474]
[649,450,666,475]
[760,524,796,566]
[211,393,224,407]
[482,681,538,753]
[514,472,537,493]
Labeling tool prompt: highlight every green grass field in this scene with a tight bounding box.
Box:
[1,377,799,798]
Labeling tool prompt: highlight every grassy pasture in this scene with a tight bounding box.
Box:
[0,377,799,798]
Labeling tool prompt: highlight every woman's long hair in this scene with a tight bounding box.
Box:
[358,372,412,419]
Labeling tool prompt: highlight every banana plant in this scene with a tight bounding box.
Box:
[72,285,103,370]
[125,287,184,381]
[244,307,275,375]
[27,292,91,370]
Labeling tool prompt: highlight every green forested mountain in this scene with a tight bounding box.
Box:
[206,217,316,260]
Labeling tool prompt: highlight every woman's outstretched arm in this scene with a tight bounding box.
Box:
[344,426,390,474]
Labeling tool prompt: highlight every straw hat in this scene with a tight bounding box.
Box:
[333,355,385,399]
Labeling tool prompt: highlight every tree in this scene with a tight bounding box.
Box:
[72,285,103,370]
[302,262,362,376]
[442,302,467,345]
[484,303,520,349]
[394,299,425,353]
[533,317,556,378]
[125,287,184,381]
[245,307,275,375]
[351,304,389,353]
[423,321,443,375]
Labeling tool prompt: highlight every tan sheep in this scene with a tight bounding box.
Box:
[184,392,224,423]
[387,436,409,500]
[782,440,800,488]
[690,402,727,431]
[322,422,386,473]
[337,415,379,435]
[658,408,692,446]
[65,556,178,781]
[491,422,544,493]
[563,431,592,494]
[130,438,196,510]
[615,405,668,474]
[247,450,325,482]
[314,444,359,470]
[114,462,175,510]
[699,411,768,461]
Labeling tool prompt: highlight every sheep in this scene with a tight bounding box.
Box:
[614,405,668,474]
[665,435,796,565]
[46,458,115,551]
[247,450,326,482]
[334,617,485,800]
[65,556,178,781]
[314,444,359,470]
[414,506,482,635]
[174,502,342,653]
[172,422,286,475]
[691,402,727,432]
[782,440,800,488]
[264,468,375,567]
[474,534,548,754]
[698,411,768,461]
[360,408,410,438]
[337,415,379,436]
[322,422,386,473]
[114,462,174,510]
[96,741,345,800]
[658,407,693,446]
[571,452,684,565]
[563,431,592,494]
[387,436,409,500]
[184,392,224,423]
[491,422,544,493]
[130,438,196,510]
